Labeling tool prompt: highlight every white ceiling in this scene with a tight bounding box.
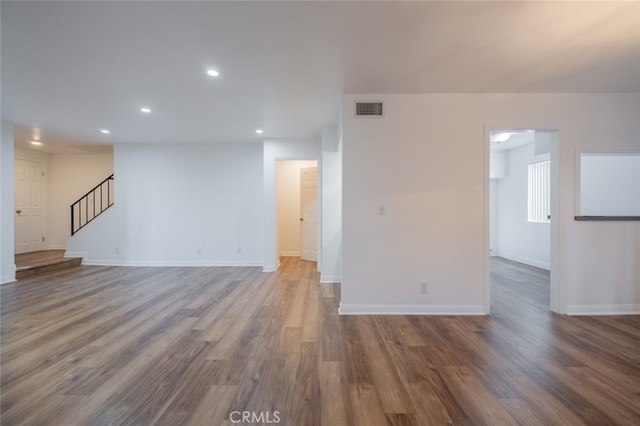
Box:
[13,126,113,154]
[2,1,639,147]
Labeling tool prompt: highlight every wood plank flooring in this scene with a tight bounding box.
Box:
[1,256,639,425]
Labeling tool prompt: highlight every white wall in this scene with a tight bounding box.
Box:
[50,151,113,248]
[497,143,551,270]
[489,179,499,256]
[1,121,16,284]
[67,143,264,266]
[321,126,342,283]
[490,152,506,178]
[263,139,321,272]
[66,139,341,279]
[341,93,640,315]
[276,160,317,256]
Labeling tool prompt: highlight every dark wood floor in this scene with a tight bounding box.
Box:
[1,257,639,425]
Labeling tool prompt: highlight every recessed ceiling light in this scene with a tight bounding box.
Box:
[490,132,511,144]
[255,129,263,134]
[140,107,151,113]
[30,141,43,146]
[100,129,110,134]
[206,69,219,77]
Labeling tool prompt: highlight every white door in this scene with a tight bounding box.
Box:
[300,166,318,262]
[15,158,46,254]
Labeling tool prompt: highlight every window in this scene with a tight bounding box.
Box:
[528,160,550,223]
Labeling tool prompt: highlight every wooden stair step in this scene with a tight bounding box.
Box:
[16,257,82,280]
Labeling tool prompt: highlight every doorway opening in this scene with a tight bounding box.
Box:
[487,129,560,314]
[276,160,318,263]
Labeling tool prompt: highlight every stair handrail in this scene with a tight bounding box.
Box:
[70,174,114,236]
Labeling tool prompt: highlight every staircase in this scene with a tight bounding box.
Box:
[15,250,82,280]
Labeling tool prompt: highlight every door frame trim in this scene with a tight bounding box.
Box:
[268,157,321,272]
[483,124,564,315]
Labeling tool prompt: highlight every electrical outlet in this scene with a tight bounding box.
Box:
[378,204,385,215]
[419,282,429,294]
[115,247,120,254]
[237,248,242,255]
[197,248,202,255]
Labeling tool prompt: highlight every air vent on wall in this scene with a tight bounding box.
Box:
[355,102,383,117]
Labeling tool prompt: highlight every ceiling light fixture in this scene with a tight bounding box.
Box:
[100,129,110,134]
[206,69,219,77]
[30,141,43,146]
[255,129,263,134]
[140,107,151,113]
[490,132,512,144]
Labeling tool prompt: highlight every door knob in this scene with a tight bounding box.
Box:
[16,210,22,214]
[299,217,304,221]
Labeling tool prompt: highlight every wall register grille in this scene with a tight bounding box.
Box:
[355,102,383,117]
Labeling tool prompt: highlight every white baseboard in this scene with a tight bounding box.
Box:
[498,252,550,271]
[338,303,486,316]
[320,274,341,283]
[279,251,300,257]
[64,251,87,260]
[67,252,264,268]
[83,260,264,267]
[566,304,640,315]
